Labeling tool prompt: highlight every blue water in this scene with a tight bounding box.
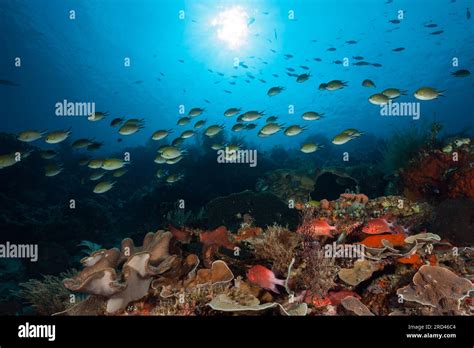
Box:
[1,0,473,152]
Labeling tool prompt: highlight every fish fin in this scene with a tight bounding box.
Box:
[270,284,281,294]
[273,278,286,287]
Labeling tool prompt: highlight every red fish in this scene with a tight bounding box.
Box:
[362,218,393,234]
[297,219,336,238]
[247,265,285,293]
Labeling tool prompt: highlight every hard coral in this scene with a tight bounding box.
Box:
[338,259,382,286]
[339,193,369,204]
[259,169,316,204]
[292,245,339,300]
[248,225,303,274]
[341,296,374,316]
[397,265,473,314]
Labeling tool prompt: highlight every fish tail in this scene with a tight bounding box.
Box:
[272,275,286,286]
[270,283,282,294]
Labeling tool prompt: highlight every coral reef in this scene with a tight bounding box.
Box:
[297,193,432,239]
[63,231,177,313]
[397,265,473,315]
[205,190,299,230]
[17,270,77,315]
[15,194,474,317]
[401,137,473,201]
[338,259,381,286]
[199,226,235,267]
[246,225,303,274]
[257,169,316,203]
[341,296,374,316]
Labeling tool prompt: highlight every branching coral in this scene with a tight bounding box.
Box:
[248,225,303,274]
[292,245,339,299]
[18,270,78,315]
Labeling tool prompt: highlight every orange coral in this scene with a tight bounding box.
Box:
[401,146,474,200]
[200,226,235,267]
[320,199,330,210]
[235,226,263,241]
[448,167,474,199]
[340,193,369,204]
[168,224,192,243]
[426,254,438,266]
[199,226,235,250]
